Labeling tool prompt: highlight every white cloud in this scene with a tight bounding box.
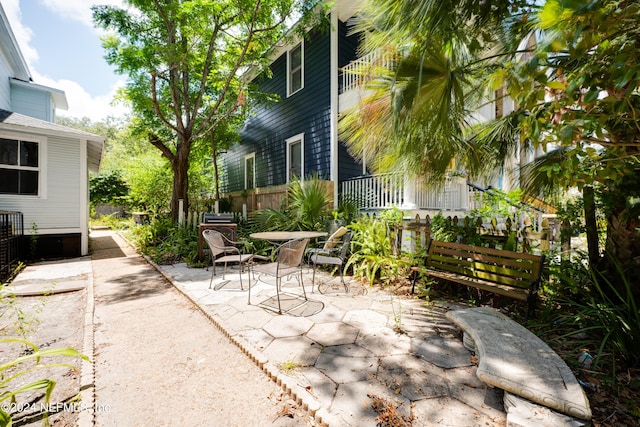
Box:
[39,0,125,30]
[2,0,38,65]
[33,72,129,122]
[3,0,130,121]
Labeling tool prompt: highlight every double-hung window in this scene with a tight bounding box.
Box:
[286,134,304,182]
[0,137,40,196]
[287,42,304,96]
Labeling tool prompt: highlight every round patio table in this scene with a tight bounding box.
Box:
[249,231,327,241]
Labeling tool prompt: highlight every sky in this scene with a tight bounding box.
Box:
[2,0,130,122]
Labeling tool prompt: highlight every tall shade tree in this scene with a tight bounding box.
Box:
[92,0,318,220]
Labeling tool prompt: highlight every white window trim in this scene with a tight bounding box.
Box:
[0,131,47,199]
[286,41,304,97]
[285,133,304,183]
[244,152,256,190]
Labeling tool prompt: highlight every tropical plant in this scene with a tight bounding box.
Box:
[287,176,332,231]
[252,176,332,232]
[548,264,640,374]
[341,0,640,300]
[339,0,534,185]
[250,208,291,232]
[346,215,407,285]
[503,1,640,282]
[335,194,360,225]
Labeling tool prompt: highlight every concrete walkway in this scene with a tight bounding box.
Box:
[89,230,312,426]
[8,229,508,426]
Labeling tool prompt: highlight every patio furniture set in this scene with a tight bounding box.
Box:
[201,226,352,314]
[201,215,546,318]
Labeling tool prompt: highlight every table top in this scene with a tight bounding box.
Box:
[249,231,328,241]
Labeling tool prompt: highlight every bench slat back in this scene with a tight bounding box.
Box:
[427,240,544,290]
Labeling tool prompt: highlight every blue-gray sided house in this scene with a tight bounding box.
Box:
[0,3,104,259]
[220,3,363,211]
[220,3,554,219]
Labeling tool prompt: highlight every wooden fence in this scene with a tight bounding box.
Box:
[182,204,572,261]
[391,213,567,256]
[223,180,334,213]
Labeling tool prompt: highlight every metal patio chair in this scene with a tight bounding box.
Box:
[202,229,254,290]
[309,231,353,293]
[249,238,310,314]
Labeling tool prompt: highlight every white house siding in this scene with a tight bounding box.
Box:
[0,135,81,234]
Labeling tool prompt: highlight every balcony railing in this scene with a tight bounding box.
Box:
[341,174,471,211]
[341,51,394,93]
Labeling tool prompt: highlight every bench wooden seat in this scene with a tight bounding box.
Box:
[411,240,545,318]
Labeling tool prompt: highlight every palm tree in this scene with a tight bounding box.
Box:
[340,0,640,299]
[340,0,536,186]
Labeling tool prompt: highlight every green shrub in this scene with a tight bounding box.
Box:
[543,262,640,374]
[287,176,331,230]
[252,175,331,232]
[346,215,408,285]
[127,218,199,265]
[335,194,360,224]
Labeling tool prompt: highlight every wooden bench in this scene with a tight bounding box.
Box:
[411,240,545,318]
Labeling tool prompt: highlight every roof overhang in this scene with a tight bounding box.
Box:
[0,109,104,172]
[0,3,31,81]
[10,78,69,110]
[243,0,364,83]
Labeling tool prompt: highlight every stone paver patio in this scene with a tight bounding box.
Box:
[157,261,507,426]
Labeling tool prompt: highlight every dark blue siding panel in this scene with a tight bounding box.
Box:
[338,140,363,182]
[224,27,331,193]
[222,19,362,193]
[337,19,363,184]
[338,20,361,92]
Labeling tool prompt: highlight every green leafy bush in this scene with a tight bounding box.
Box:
[252,175,331,231]
[89,171,129,207]
[127,218,199,265]
[539,260,640,377]
[346,215,408,285]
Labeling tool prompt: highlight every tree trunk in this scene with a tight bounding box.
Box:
[605,205,640,301]
[170,140,191,222]
[583,185,600,267]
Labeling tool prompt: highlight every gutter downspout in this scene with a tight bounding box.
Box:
[330,8,339,209]
[80,139,89,255]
